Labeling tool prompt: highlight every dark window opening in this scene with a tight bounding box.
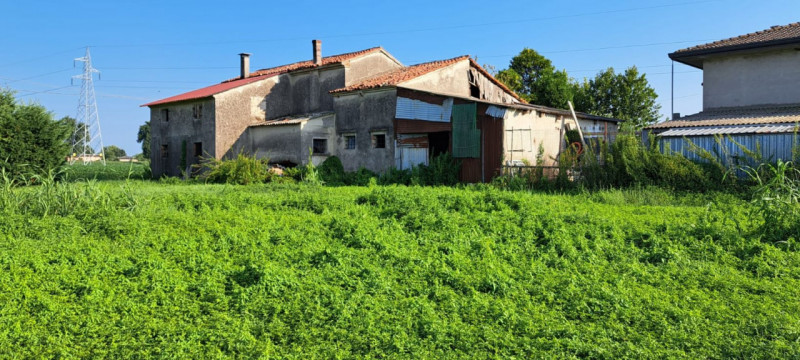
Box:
[428,131,450,157]
[161,144,168,158]
[193,142,202,158]
[372,133,386,149]
[468,70,480,98]
[312,138,327,154]
[344,135,356,150]
[470,84,481,98]
[161,109,169,122]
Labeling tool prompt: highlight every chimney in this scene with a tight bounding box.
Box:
[672,112,681,120]
[239,53,251,79]
[312,40,322,66]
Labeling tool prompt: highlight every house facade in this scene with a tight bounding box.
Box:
[143,41,402,176]
[144,41,622,181]
[647,22,800,163]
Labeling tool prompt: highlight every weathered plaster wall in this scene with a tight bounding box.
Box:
[703,49,800,109]
[333,89,397,172]
[503,110,585,167]
[248,124,303,165]
[503,110,618,167]
[149,98,215,177]
[301,114,337,166]
[214,78,278,159]
[400,60,518,104]
[344,51,403,85]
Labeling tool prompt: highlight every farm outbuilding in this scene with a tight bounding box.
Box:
[648,22,800,164]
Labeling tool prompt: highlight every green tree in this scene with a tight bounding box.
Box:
[497,48,575,108]
[103,145,127,161]
[137,121,150,159]
[60,116,94,155]
[574,67,661,130]
[0,89,71,179]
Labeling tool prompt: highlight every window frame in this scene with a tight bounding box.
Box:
[312,138,328,155]
[371,132,387,149]
[343,133,356,150]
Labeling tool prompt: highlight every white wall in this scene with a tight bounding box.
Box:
[703,49,800,109]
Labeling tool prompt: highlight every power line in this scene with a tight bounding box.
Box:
[0,47,85,68]
[4,68,73,83]
[88,0,723,48]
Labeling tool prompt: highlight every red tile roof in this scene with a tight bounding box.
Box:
[647,104,800,129]
[222,47,384,83]
[672,22,800,56]
[141,74,273,107]
[330,56,469,93]
[142,47,386,107]
[330,55,524,103]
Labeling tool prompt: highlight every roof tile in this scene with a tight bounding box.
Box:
[143,47,385,107]
[330,56,524,102]
[673,22,800,55]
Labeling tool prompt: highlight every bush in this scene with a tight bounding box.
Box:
[378,167,411,185]
[410,153,461,186]
[0,89,71,182]
[345,167,377,186]
[744,160,800,243]
[196,153,271,185]
[580,133,711,191]
[318,156,345,185]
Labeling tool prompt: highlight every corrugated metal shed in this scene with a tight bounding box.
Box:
[659,124,798,136]
[395,97,453,122]
[659,132,799,164]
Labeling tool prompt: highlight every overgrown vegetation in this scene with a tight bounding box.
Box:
[196,153,273,185]
[1,179,799,357]
[0,88,71,180]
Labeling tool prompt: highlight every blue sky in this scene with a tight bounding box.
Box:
[1,0,797,155]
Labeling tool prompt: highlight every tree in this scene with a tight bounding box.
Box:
[574,67,661,130]
[0,89,71,179]
[496,48,576,108]
[60,116,95,155]
[137,121,150,159]
[103,145,127,161]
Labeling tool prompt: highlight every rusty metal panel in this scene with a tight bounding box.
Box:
[395,119,452,134]
[482,116,504,182]
[398,134,429,148]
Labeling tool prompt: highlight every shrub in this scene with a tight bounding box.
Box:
[0,89,71,182]
[410,153,461,186]
[318,156,345,185]
[345,167,377,186]
[378,167,411,185]
[196,153,271,185]
[744,159,800,243]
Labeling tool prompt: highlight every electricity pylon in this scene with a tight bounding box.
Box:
[70,47,104,165]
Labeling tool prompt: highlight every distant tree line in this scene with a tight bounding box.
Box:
[494,48,661,130]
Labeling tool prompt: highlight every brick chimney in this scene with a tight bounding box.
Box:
[312,40,322,66]
[239,53,251,79]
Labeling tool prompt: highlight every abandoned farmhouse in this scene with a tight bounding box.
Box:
[143,41,623,181]
[647,22,800,163]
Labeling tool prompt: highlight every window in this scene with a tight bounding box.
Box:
[193,142,202,158]
[161,144,168,158]
[193,104,203,119]
[344,134,356,150]
[161,109,169,122]
[312,138,327,154]
[468,70,480,98]
[372,133,386,149]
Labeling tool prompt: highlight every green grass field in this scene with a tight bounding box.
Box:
[61,161,150,181]
[1,180,799,358]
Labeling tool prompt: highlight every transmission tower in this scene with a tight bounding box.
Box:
[70,47,105,165]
